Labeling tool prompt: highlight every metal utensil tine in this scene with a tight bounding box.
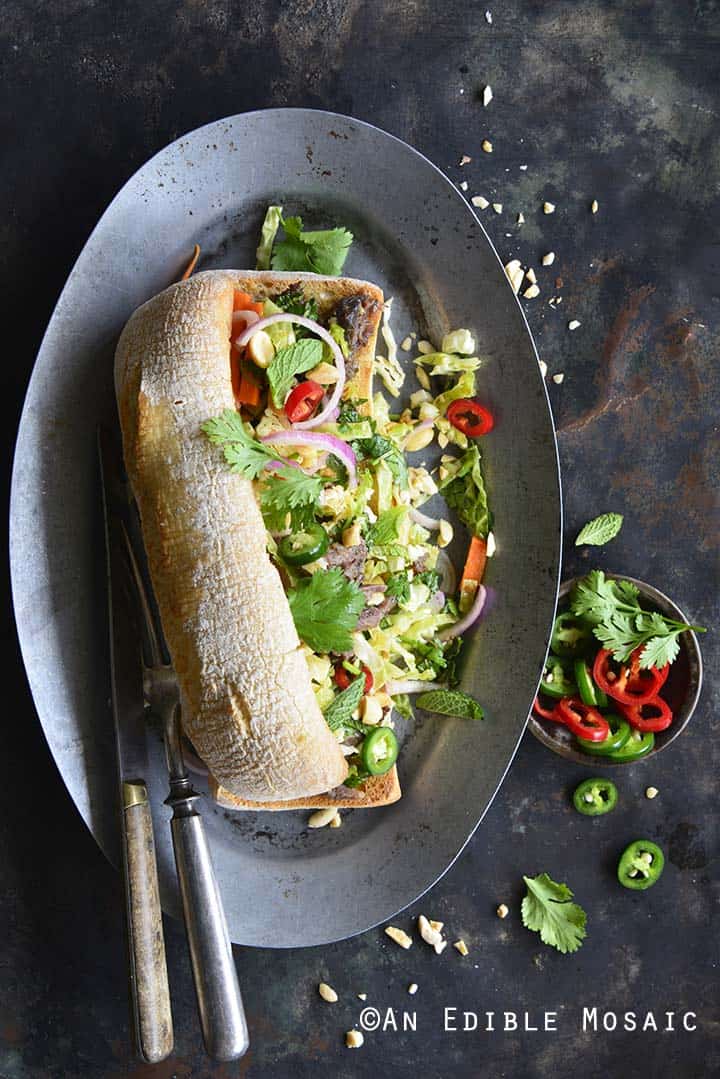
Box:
[120,519,166,670]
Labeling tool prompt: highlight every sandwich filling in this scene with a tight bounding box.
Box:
[203,278,492,792]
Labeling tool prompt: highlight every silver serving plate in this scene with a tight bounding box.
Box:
[10,109,561,946]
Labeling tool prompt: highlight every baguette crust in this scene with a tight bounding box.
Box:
[210,766,401,811]
[115,269,371,801]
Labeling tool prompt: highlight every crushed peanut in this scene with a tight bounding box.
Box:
[357,993,367,1001]
[471,195,490,209]
[408,983,418,995]
[342,522,362,547]
[415,366,431,391]
[385,926,413,949]
[485,9,492,23]
[308,807,340,829]
[405,425,435,453]
[418,914,446,954]
[497,903,509,919]
[359,695,383,726]
[346,1030,364,1049]
[591,199,599,213]
[454,939,469,956]
[400,336,413,351]
[645,786,659,799]
[483,85,493,107]
[568,320,581,331]
[517,212,525,225]
[542,252,555,266]
[459,155,472,166]
[417,340,434,355]
[318,982,338,1002]
[538,359,548,378]
[438,520,454,548]
[459,180,468,192]
[486,530,496,557]
[504,259,525,294]
[482,139,493,153]
[552,372,565,384]
[523,284,540,299]
[492,202,503,213]
[329,813,342,828]
[543,201,556,214]
[526,268,537,285]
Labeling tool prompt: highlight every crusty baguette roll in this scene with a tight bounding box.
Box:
[114,269,358,801]
[210,768,401,811]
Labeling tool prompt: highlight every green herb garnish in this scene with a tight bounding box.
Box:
[271,214,353,276]
[521,873,587,955]
[267,338,324,407]
[323,676,366,732]
[259,468,322,531]
[415,688,483,720]
[201,410,275,479]
[575,513,624,547]
[438,444,491,538]
[570,569,705,668]
[287,568,364,654]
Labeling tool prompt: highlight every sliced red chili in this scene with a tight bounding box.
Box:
[592,648,667,706]
[618,696,673,733]
[446,398,495,438]
[284,380,325,423]
[556,697,610,742]
[532,695,564,722]
[335,664,373,694]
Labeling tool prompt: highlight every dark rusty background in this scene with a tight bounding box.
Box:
[2,2,719,1077]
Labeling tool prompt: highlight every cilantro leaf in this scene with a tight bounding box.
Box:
[575,512,624,547]
[338,399,367,429]
[386,573,411,604]
[287,568,364,653]
[267,338,324,407]
[353,433,408,489]
[270,214,354,276]
[323,676,366,732]
[438,444,491,537]
[569,569,705,667]
[202,410,275,479]
[416,688,483,720]
[521,873,587,955]
[259,468,322,531]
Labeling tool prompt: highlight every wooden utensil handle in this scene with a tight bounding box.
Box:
[122,781,174,1063]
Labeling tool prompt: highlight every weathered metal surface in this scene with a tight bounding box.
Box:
[1,1,718,1077]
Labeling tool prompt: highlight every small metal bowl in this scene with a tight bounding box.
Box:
[528,574,703,766]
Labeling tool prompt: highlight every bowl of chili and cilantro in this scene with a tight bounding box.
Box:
[528,571,704,765]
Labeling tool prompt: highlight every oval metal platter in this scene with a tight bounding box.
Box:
[10,110,561,947]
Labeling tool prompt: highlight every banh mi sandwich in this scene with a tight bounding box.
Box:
[116,209,492,814]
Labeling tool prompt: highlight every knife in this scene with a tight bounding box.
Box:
[98,427,174,1064]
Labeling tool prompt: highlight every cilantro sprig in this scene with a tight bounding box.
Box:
[271,214,354,276]
[570,569,705,668]
[259,468,322,531]
[521,873,587,955]
[288,568,364,654]
[202,410,275,479]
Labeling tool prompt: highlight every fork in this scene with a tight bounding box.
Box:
[122,523,249,1061]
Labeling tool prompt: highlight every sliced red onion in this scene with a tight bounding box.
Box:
[435,549,457,594]
[264,458,301,472]
[429,589,446,613]
[409,507,441,530]
[386,679,444,696]
[260,430,357,487]
[232,309,260,342]
[440,584,487,640]
[237,313,346,429]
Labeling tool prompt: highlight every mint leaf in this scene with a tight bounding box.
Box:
[366,506,407,547]
[202,410,274,479]
[438,444,491,538]
[521,873,587,955]
[416,688,483,720]
[287,568,364,654]
[267,338,324,407]
[323,676,365,732]
[575,512,624,547]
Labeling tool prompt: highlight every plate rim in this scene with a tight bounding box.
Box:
[10,108,562,944]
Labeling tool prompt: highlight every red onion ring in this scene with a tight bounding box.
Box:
[440,584,487,640]
[260,430,357,487]
[232,309,260,343]
[409,507,441,530]
[237,313,346,429]
[435,550,457,594]
[429,589,446,613]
